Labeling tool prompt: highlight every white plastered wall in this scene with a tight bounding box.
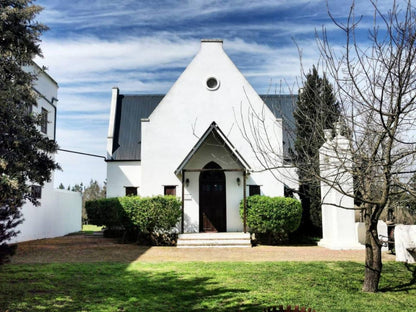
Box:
[318,128,363,249]
[395,224,416,263]
[10,185,82,243]
[25,64,57,141]
[106,161,142,198]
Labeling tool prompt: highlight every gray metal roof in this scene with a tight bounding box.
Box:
[261,94,297,160]
[108,94,296,161]
[109,95,163,161]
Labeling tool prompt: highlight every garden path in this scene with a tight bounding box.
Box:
[10,234,396,263]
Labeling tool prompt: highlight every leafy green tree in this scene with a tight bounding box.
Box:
[71,183,84,193]
[0,0,58,263]
[82,180,106,223]
[57,183,65,190]
[293,66,340,234]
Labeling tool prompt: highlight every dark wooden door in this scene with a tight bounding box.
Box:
[199,162,226,232]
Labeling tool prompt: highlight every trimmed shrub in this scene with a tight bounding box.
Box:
[85,197,125,228]
[129,195,181,234]
[240,195,302,244]
[117,196,142,232]
[86,195,181,245]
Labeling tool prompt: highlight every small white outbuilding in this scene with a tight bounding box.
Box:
[106,39,298,233]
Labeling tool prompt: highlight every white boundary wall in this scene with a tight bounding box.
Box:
[9,185,82,244]
[395,224,416,263]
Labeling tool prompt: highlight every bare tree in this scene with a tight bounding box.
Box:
[238,0,416,292]
[318,0,416,292]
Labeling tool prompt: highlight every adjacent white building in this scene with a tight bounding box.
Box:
[106,39,297,233]
[10,63,82,243]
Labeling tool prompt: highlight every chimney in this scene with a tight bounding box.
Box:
[200,39,224,52]
[107,87,119,159]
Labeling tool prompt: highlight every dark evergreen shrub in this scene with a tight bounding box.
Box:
[85,197,125,228]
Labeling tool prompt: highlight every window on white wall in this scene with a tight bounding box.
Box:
[249,185,261,196]
[164,186,176,196]
[40,108,48,134]
[25,103,33,115]
[125,187,138,196]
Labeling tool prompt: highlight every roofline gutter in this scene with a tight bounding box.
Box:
[105,159,141,162]
[59,149,106,159]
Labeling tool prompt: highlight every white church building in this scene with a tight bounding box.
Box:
[106,39,297,233]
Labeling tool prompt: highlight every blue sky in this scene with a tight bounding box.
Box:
[33,0,393,188]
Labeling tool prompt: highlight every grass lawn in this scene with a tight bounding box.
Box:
[1,261,415,311]
[81,224,103,233]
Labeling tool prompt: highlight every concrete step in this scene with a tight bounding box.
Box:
[177,232,251,248]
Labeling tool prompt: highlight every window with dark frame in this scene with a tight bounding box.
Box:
[249,185,261,196]
[164,185,176,196]
[125,187,138,196]
[40,108,48,134]
[31,185,42,199]
[25,103,33,115]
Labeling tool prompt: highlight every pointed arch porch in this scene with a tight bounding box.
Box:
[175,122,251,234]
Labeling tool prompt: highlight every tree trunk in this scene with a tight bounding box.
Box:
[362,218,382,292]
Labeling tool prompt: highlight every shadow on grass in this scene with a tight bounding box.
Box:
[3,261,416,311]
[1,263,257,311]
[251,232,320,247]
[379,263,416,293]
[285,232,320,246]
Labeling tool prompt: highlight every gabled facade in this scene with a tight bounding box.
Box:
[106,40,297,233]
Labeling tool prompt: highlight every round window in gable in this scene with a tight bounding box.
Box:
[206,77,220,91]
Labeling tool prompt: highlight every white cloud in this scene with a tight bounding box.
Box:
[59,113,109,122]
[38,34,314,103]
[56,124,106,151]
[56,93,108,112]
[36,36,199,77]
[58,79,173,95]
[38,0,318,29]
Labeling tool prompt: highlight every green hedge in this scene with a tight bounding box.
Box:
[85,195,182,237]
[85,197,126,228]
[240,195,302,243]
[119,195,181,233]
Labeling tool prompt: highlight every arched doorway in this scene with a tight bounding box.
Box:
[199,161,226,232]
